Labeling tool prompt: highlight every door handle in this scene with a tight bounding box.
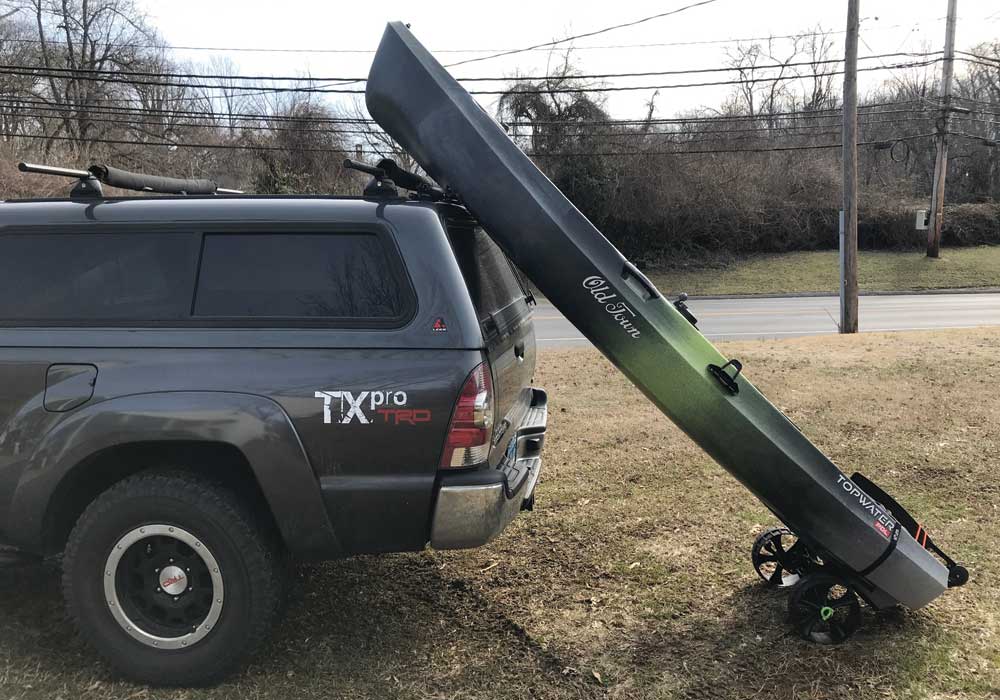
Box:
[514,341,525,360]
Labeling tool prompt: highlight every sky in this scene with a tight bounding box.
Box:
[137,0,1000,120]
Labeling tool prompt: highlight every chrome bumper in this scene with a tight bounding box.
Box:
[430,388,547,550]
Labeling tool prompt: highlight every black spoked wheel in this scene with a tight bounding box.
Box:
[111,529,220,643]
[64,472,286,685]
[788,573,862,644]
[752,527,805,588]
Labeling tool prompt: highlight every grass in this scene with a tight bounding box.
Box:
[643,245,1000,296]
[1,329,999,699]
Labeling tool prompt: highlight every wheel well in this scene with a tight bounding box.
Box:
[43,441,278,555]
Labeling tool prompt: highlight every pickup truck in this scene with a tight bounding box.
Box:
[0,175,546,685]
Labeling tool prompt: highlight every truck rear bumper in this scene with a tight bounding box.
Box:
[430,388,546,549]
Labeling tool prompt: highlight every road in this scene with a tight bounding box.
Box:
[533,292,1000,347]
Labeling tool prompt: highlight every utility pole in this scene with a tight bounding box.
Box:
[927,0,959,258]
[840,0,860,334]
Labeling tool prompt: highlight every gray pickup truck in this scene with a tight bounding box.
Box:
[0,166,546,685]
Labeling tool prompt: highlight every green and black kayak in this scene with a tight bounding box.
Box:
[366,22,966,614]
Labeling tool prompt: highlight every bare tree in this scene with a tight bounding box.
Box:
[338,96,415,173]
[244,91,352,194]
[0,11,42,142]
[798,27,838,112]
[19,0,157,153]
[725,37,803,127]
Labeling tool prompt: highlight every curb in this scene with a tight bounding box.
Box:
[531,287,1000,304]
[680,287,1000,300]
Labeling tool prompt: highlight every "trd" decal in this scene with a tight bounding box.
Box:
[314,389,430,426]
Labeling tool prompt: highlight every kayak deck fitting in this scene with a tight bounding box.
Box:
[363,21,967,643]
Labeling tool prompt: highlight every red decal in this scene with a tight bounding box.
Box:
[873,521,892,540]
[377,408,433,425]
[432,317,448,332]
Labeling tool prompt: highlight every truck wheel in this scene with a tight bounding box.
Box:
[62,472,286,686]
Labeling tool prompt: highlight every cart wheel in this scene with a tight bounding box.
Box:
[948,565,969,588]
[788,573,861,644]
[751,527,803,588]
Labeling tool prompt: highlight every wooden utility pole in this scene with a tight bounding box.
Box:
[927,0,959,258]
[840,0,860,334]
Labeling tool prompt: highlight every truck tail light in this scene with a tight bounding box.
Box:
[440,362,494,469]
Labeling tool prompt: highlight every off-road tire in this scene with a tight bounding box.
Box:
[63,471,286,686]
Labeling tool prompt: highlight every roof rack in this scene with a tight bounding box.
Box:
[17,162,243,199]
[343,157,454,202]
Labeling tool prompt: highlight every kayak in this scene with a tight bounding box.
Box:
[365,21,965,617]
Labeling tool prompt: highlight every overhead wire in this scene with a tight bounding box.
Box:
[0,57,948,95]
[0,16,956,55]
[0,50,941,84]
[442,0,722,68]
[0,130,937,158]
[5,109,936,144]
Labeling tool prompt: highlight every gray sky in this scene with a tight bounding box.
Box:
[139,0,1000,119]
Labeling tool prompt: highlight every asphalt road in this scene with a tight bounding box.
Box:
[533,292,1000,347]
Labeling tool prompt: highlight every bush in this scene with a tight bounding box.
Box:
[599,202,1000,261]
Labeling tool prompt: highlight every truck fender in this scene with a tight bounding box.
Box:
[9,391,339,558]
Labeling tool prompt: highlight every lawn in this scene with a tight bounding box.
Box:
[1,329,997,699]
[645,246,1000,296]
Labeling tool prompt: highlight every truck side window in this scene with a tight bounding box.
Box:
[0,232,199,324]
[446,224,526,324]
[194,232,410,322]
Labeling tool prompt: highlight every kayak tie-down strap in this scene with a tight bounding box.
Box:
[708,359,743,395]
[857,522,902,577]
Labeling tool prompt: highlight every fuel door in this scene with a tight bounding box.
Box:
[44,364,98,412]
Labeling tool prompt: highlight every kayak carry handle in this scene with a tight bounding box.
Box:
[708,359,743,395]
[621,262,661,301]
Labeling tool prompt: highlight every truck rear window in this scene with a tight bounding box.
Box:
[446,224,527,323]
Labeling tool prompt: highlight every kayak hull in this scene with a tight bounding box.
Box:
[366,22,949,608]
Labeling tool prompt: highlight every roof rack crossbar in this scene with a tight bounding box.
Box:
[17,161,244,198]
[18,161,103,198]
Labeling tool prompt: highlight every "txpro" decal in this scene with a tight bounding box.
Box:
[314,389,431,426]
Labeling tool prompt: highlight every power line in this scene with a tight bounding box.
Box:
[0,129,937,157]
[0,97,375,124]
[0,96,931,129]
[0,19,949,55]
[526,115,934,136]
[955,96,1000,108]
[0,130,350,153]
[443,0,722,68]
[950,130,998,145]
[0,57,946,95]
[507,103,926,126]
[9,107,934,142]
[483,58,953,95]
[0,97,932,135]
[524,133,936,157]
[3,109,382,137]
[0,50,941,84]
[955,50,1000,64]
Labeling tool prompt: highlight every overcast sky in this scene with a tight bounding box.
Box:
[138,0,1000,119]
